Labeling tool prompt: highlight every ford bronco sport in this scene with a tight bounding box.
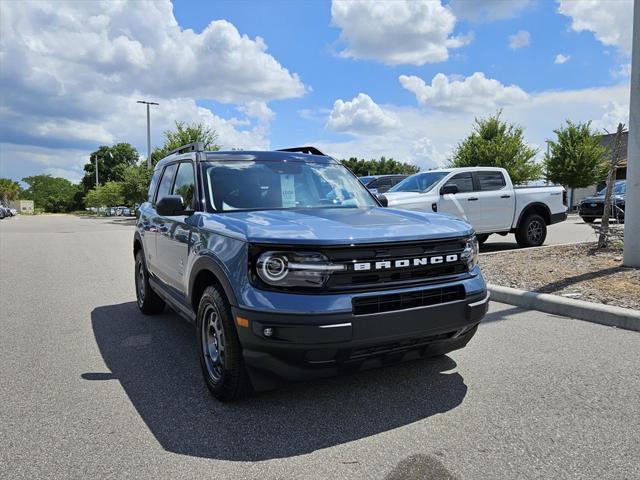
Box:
[133,143,488,401]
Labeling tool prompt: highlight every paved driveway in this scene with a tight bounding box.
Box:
[1,215,638,479]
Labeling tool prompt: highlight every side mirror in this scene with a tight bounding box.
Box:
[440,184,459,195]
[156,195,187,216]
[376,194,389,207]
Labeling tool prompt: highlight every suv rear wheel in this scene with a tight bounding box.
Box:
[134,250,165,314]
[516,214,547,247]
[197,286,252,401]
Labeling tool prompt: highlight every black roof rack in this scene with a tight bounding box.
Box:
[168,142,205,156]
[276,146,327,156]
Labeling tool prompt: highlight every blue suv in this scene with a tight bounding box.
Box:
[134,143,488,401]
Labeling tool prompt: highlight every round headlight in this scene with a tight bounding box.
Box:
[259,254,288,282]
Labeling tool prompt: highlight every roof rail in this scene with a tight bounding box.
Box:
[276,146,327,156]
[168,142,205,156]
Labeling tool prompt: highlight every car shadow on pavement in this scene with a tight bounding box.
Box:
[85,302,468,461]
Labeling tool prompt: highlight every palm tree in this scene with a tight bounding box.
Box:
[0,178,20,205]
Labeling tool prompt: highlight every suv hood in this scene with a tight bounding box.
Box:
[581,194,625,204]
[203,207,473,245]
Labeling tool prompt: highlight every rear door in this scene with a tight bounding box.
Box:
[155,161,196,293]
[474,170,515,231]
[438,172,483,228]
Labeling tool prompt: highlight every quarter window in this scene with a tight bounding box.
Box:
[172,162,196,209]
[155,164,177,204]
[147,168,162,202]
[477,171,506,191]
[444,173,474,193]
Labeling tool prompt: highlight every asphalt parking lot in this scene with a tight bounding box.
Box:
[1,215,638,480]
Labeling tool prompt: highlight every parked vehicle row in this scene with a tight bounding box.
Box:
[358,174,407,193]
[0,203,17,219]
[381,167,567,247]
[134,143,488,401]
[578,180,626,223]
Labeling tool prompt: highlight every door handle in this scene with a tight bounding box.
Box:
[467,197,478,201]
[500,194,511,199]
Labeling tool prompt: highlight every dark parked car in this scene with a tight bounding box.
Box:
[359,174,407,193]
[578,181,626,223]
[134,143,488,401]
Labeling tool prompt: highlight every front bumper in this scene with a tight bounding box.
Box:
[233,288,489,390]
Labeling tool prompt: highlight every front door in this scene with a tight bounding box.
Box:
[155,161,196,294]
[438,172,483,229]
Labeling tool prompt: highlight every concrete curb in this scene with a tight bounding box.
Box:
[488,284,640,332]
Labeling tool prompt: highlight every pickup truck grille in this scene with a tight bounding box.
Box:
[321,238,469,291]
[352,285,465,315]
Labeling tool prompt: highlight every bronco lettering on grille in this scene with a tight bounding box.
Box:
[353,254,459,271]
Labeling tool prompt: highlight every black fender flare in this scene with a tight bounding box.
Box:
[133,231,144,257]
[188,255,239,308]
[515,202,551,229]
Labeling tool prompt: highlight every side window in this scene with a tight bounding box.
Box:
[155,164,177,204]
[172,162,196,209]
[147,168,162,202]
[444,172,474,193]
[477,171,506,191]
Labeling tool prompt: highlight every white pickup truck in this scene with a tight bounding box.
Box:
[383,167,567,247]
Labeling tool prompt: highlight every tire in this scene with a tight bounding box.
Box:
[476,234,490,245]
[197,286,252,401]
[515,214,547,248]
[134,250,165,314]
[582,217,595,223]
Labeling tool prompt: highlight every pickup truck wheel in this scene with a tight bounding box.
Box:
[135,251,165,314]
[516,214,547,247]
[197,286,252,402]
[476,234,490,245]
[582,217,595,223]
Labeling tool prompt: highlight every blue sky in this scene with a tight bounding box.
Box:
[0,0,634,183]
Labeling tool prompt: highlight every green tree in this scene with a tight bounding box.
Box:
[120,164,152,205]
[81,143,139,192]
[0,178,21,204]
[340,156,420,176]
[152,121,220,164]
[544,120,608,207]
[450,112,542,185]
[84,187,101,211]
[21,175,81,212]
[98,181,124,207]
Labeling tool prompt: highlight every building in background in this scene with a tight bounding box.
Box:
[9,200,34,214]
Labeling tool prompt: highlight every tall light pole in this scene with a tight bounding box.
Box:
[137,100,159,169]
[624,0,639,267]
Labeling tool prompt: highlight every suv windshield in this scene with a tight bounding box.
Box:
[205,160,377,211]
[597,182,626,196]
[389,171,448,193]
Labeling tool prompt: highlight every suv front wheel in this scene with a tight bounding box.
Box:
[134,250,165,314]
[197,286,252,401]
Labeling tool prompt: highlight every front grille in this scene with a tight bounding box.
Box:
[352,284,465,315]
[322,238,468,291]
[348,331,456,361]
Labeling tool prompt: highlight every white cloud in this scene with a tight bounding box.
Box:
[330,0,471,66]
[449,0,532,22]
[313,84,630,172]
[592,101,629,132]
[611,63,632,78]
[0,0,307,181]
[399,72,528,112]
[326,94,400,135]
[558,0,633,54]
[554,54,570,64]
[509,30,531,50]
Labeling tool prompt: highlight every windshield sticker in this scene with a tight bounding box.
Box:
[281,174,296,207]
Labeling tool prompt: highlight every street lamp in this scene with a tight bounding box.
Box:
[137,100,159,169]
